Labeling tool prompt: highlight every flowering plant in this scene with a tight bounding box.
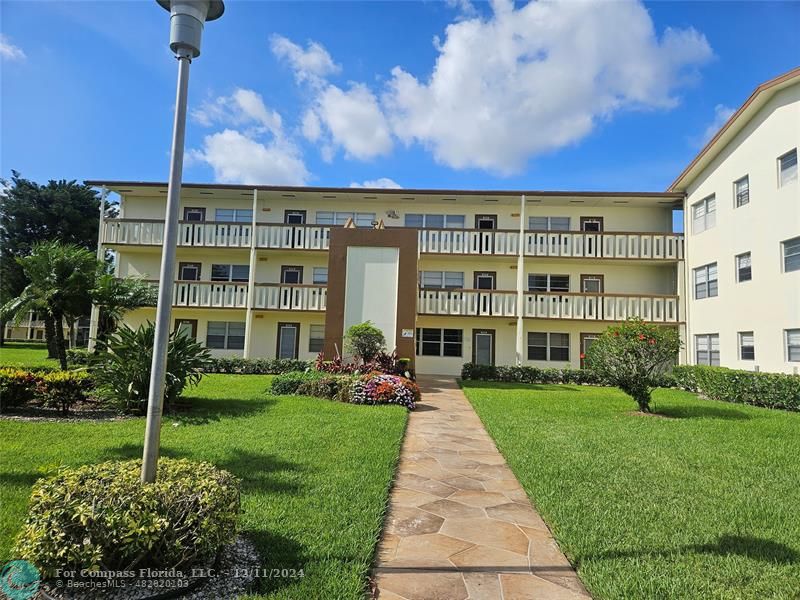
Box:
[348,373,419,409]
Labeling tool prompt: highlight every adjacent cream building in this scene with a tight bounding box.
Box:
[82,67,799,376]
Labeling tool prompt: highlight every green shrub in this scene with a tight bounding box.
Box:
[269,371,323,395]
[0,368,39,412]
[14,458,240,578]
[296,374,355,400]
[90,323,211,413]
[66,348,91,366]
[344,321,386,364]
[461,363,603,385]
[205,356,310,374]
[673,365,800,411]
[37,371,90,415]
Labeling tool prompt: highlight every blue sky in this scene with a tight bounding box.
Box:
[2,0,798,197]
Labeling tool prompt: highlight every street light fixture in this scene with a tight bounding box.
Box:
[142,0,224,484]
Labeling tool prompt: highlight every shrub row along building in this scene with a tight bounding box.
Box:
[47,68,799,374]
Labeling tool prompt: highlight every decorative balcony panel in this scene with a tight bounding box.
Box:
[253,284,327,311]
[171,281,249,308]
[417,289,679,322]
[255,225,330,250]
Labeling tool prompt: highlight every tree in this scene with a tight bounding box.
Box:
[91,273,157,345]
[584,318,681,413]
[344,321,386,364]
[4,242,97,369]
[0,172,103,347]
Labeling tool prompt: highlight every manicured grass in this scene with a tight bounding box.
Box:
[461,381,800,600]
[0,374,408,599]
[0,342,57,368]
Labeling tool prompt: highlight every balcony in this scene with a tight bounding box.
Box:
[143,281,326,311]
[103,220,683,260]
[172,281,249,308]
[417,289,680,323]
[252,284,327,311]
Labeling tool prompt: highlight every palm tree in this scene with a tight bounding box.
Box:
[3,242,97,369]
[91,273,157,345]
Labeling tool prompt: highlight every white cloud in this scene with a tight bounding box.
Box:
[301,109,322,142]
[270,34,340,86]
[349,178,402,189]
[0,34,26,61]
[383,0,713,174]
[695,104,735,147]
[189,89,309,185]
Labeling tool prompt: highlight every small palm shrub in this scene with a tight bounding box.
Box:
[0,368,39,412]
[91,323,211,413]
[15,459,240,578]
[37,371,90,415]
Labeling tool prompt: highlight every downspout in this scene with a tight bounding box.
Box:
[87,186,107,352]
[243,188,258,359]
[681,193,691,365]
[515,194,525,365]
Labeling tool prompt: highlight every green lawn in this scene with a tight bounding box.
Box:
[461,381,800,600]
[0,374,408,599]
[0,342,58,368]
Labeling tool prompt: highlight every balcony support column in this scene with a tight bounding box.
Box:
[515,194,525,365]
[243,188,258,359]
[87,186,107,353]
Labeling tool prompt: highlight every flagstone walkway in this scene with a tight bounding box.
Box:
[373,375,590,600]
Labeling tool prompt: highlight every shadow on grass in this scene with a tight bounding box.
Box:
[0,471,42,488]
[582,534,798,565]
[245,529,307,596]
[166,396,278,425]
[654,403,753,421]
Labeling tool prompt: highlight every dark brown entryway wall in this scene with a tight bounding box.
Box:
[323,227,419,367]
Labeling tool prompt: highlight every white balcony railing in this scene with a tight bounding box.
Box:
[103,220,683,260]
[252,284,327,311]
[170,281,249,308]
[417,289,680,322]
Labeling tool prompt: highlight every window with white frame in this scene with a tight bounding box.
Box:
[419,271,464,289]
[215,208,252,223]
[415,328,463,357]
[309,324,325,353]
[738,331,755,361]
[211,264,249,282]
[734,175,750,207]
[692,195,716,233]
[312,267,328,285]
[782,236,800,272]
[779,148,798,187]
[316,211,375,227]
[529,216,570,231]
[528,274,569,292]
[405,214,465,228]
[206,321,245,350]
[786,329,800,362]
[695,334,720,366]
[694,263,718,299]
[736,252,752,282]
[527,332,570,361]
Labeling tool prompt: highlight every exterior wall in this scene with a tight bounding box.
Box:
[683,84,800,374]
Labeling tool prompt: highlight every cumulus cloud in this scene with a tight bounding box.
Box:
[694,104,735,147]
[382,0,713,174]
[349,178,402,189]
[270,34,340,86]
[0,34,26,61]
[189,89,309,185]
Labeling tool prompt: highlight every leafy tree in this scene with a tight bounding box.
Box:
[91,274,157,345]
[3,242,97,369]
[584,318,681,413]
[0,172,104,347]
[344,321,386,364]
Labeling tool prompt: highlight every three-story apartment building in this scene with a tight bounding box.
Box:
[85,183,684,375]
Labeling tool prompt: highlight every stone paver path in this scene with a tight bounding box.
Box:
[373,376,590,600]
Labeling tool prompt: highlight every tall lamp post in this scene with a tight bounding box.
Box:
[142,0,224,483]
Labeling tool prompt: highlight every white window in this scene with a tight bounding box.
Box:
[779,148,798,187]
[309,324,325,353]
[528,274,569,292]
[692,195,716,234]
[415,328,462,357]
[215,208,252,223]
[312,267,328,285]
[420,271,464,289]
[529,216,570,231]
[736,252,752,282]
[527,332,570,361]
[786,329,800,362]
[211,264,249,282]
[734,175,750,207]
[695,334,720,366]
[316,211,375,227]
[206,321,245,350]
[738,332,755,361]
[405,214,465,228]
[694,263,718,299]
[782,237,800,272]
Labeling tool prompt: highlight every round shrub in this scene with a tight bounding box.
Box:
[36,371,90,415]
[14,458,240,578]
[0,368,39,413]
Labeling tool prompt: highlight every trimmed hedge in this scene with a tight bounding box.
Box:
[205,356,311,374]
[269,371,324,395]
[14,459,240,577]
[461,363,675,388]
[0,368,39,412]
[673,365,800,411]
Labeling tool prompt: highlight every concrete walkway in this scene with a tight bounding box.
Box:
[373,376,590,600]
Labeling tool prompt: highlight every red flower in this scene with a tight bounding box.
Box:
[580,353,586,359]
[638,334,646,340]
[613,332,619,337]
[648,338,656,345]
